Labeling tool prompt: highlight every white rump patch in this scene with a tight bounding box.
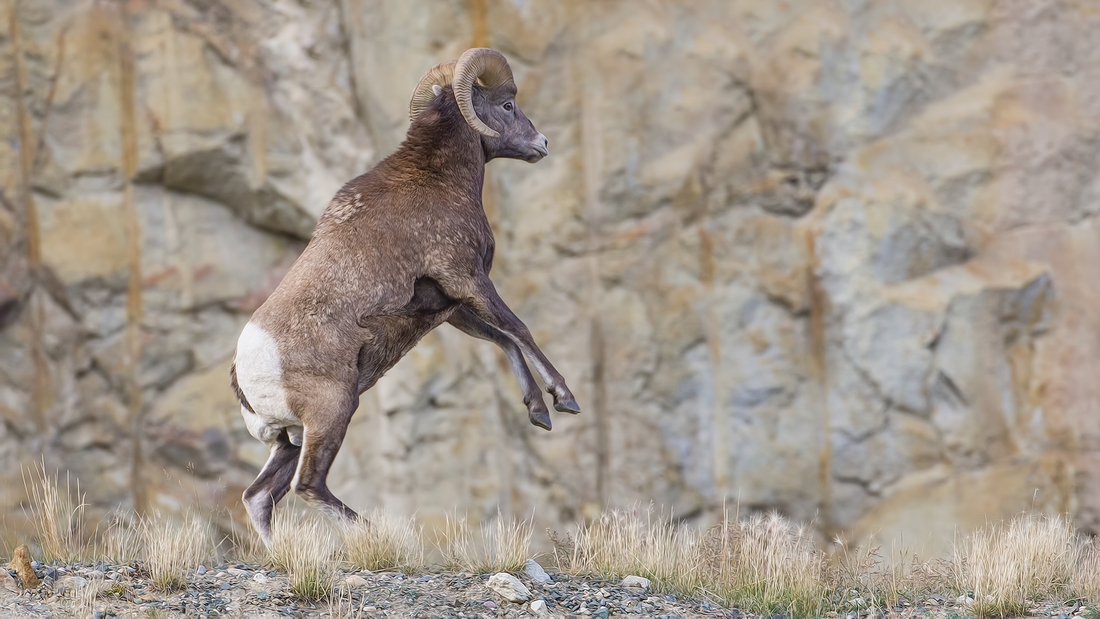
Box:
[235,322,304,445]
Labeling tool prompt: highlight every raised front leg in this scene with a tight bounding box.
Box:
[461,275,581,416]
[447,305,553,430]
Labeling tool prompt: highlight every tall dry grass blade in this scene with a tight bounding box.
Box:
[270,509,338,602]
[21,463,90,563]
[952,513,1079,617]
[141,512,212,592]
[330,582,368,619]
[342,508,424,573]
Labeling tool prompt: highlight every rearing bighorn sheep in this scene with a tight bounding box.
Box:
[230,48,581,545]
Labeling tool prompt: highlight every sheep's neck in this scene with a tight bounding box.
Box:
[399,120,486,204]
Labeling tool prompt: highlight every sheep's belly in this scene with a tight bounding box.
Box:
[235,322,304,446]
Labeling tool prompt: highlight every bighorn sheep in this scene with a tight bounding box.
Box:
[230,48,580,545]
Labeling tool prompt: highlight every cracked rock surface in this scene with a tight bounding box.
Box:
[1,0,1099,551]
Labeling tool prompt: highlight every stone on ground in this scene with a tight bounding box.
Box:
[621,575,651,589]
[487,572,531,603]
[0,569,18,596]
[54,575,88,595]
[8,545,38,589]
[345,574,369,588]
[524,559,552,584]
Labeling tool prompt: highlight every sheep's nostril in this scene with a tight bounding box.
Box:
[533,133,549,157]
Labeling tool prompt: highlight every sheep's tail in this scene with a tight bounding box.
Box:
[229,361,255,414]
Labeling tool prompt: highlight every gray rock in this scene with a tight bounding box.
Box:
[487,572,531,603]
[530,599,550,617]
[54,575,88,595]
[345,574,369,588]
[0,570,18,595]
[524,559,552,584]
[621,575,651,590]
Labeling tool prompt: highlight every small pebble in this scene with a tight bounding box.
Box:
[256,591,268,600]
[221,583,231,590]
[197,565,207,575]
[484,600,497,609]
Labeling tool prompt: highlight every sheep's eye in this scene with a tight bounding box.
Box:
[503,101,514,112]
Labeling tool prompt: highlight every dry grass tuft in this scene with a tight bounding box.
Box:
[65,577,110,618]
[703,512,826,617]
[551,509,824,617]
[829,536,946,612]
[99,509,143,565]
[1076,539,1100,602]
[271,509,339,602]
[550,508,705,596]
[951,513,1079,617]
[21,463,91,563]
[437,511,532,574]
[141,512,213,592]
[342,508,423,573]
[329,583,369,619]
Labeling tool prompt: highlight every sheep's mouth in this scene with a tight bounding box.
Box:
[524,144,549,162]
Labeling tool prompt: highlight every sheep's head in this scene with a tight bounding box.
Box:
[409,48,548,163]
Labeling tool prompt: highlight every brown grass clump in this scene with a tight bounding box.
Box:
[951,513,1079,617]
[436,511,532,574]
[141,512,213,592]
[21,463,91,563]
[342,508,423,573]
[270,509,339,602]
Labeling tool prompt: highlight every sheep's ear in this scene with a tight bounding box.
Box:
[432,84,443,96]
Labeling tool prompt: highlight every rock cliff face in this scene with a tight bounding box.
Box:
[1,0,1098,554]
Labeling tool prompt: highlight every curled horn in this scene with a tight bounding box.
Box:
[451,48,515,138]
[408,61,456,122]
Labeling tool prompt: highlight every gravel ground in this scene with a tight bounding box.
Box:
[2,560,1095,618]
[1,560,737,618]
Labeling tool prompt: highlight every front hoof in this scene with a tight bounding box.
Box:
[554,397,581,415]
[529,408,552,431]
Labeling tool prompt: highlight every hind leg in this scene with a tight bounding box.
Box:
[243,431,301,547]
[290,392,358,523]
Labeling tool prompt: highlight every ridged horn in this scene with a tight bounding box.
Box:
[452,48,515,138]
[409,61,456,122]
